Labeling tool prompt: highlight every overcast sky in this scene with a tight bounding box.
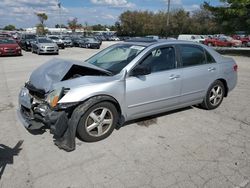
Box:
[0,0,222,28]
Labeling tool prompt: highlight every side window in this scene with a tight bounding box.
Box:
[205,50,216,64]
[179,45,206,67]
[140,47,176,73]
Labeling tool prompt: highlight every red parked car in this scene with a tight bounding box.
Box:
[232,35,250,47]
[204,36,242,47]
[0,37,22,56]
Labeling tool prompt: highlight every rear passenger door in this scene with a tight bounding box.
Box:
[178,44,219,104]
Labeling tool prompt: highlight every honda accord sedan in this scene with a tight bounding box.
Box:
[18,39,237,151]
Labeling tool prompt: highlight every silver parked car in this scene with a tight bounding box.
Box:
[18,39,238,151]
[31,37,59,55]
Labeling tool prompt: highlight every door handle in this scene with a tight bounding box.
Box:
[169,75,180,80]
[208,67,216,72]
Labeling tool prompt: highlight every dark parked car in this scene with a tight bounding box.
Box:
[19,34,37,51]
[71,36,83,47]
[0,37,22,56]
[79,37,101,49]
[18,39,237,151]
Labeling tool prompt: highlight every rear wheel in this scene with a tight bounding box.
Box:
[77,102,118,142]
[201,80,225,110]
[242,42,247,47]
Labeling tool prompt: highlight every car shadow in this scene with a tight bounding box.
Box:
[123,106,193,127]
[0,140,23,180]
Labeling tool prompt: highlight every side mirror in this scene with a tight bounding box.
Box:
[131,65,151,76]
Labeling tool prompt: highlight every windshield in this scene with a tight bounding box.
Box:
[86,38,96,42]
[38,38,52,43]
[26,35,36,39]
[0,38,16,44]
[86,44,145,75]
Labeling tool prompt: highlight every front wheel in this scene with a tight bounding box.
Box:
[201,80,225,110]
[77,102,118,142]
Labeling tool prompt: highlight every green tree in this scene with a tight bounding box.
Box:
[55,24,67,28]
[92,24,106,31]
[35,13,48,35]
[204,0,250,33]
[3,25,16,31]
[68,18,80,32]
[191,6,220,34]
[36,13,48,26]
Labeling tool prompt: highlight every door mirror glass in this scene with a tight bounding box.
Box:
[131,65,151,76]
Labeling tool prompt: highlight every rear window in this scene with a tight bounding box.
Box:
[179,45,206,67]
[205,50,216,64]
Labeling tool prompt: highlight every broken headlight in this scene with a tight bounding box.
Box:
[46,88,69,108]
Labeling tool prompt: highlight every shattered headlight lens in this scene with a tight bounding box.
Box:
[46,88,70,108]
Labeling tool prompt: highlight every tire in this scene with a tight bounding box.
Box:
[201,80,225,110]
[208,43,213,47]
[76,101,118,142]
[242,42,247,47]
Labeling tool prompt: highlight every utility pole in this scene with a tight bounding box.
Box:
[57,0,62,36]
[166,0,171,37]
[166,0,171,27]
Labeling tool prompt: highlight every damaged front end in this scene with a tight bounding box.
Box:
[18,82,78,151]
[18,59,123,151]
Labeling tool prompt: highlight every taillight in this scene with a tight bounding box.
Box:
[233,64,238,72]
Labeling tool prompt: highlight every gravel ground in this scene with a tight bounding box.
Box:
[0,42,250,188]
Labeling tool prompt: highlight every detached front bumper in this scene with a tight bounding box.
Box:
[17,87,68,131]
[18,86,79,151]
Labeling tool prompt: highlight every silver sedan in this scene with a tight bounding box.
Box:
[18,39,238,151]
[31,37,59,55]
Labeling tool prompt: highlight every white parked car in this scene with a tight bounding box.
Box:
[178,35,205,44]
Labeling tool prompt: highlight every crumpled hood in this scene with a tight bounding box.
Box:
[29,58,112,92]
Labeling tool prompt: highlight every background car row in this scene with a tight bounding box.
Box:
[178,34,250,47]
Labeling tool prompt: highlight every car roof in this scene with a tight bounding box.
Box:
[123,38,204,47]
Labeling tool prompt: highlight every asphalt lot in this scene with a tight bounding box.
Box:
[0,41,250,188]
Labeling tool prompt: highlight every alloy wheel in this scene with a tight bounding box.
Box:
[209,85,223,106]
[85,107,113,137]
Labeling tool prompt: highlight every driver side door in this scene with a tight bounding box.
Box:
[126,46,182,120]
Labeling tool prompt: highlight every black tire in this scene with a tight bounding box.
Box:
[201,80,225,110]
[76,101,118,142]
[208,43,213,47]
[242,42,247,47]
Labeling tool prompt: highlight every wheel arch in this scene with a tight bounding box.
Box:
[217,78,228,97]
[77,94,124,128]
